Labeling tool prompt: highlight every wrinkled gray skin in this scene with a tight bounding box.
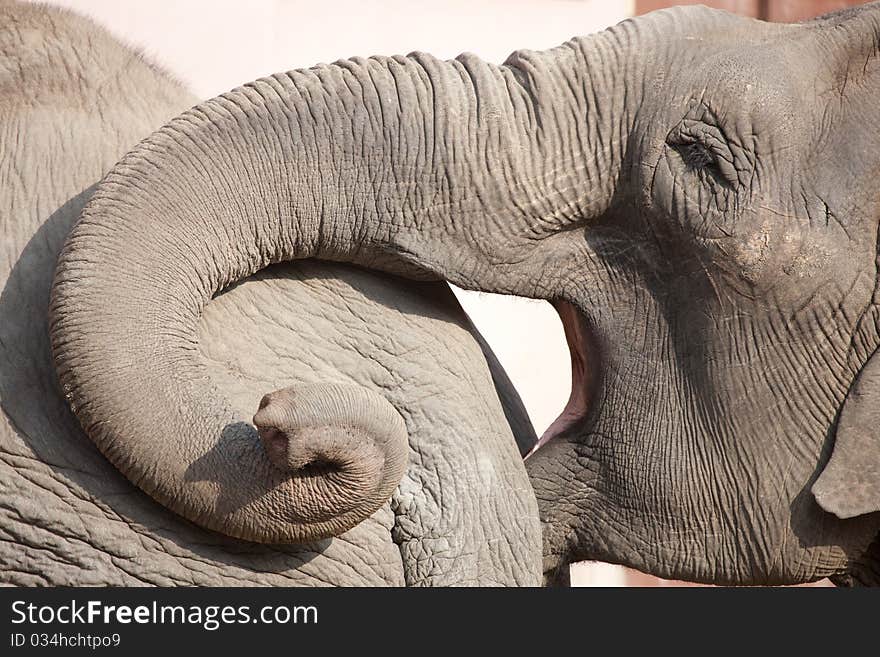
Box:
[0,1,541,585]
[50,2,880,586]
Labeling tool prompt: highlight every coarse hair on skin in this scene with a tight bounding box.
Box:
[0,0,188,112]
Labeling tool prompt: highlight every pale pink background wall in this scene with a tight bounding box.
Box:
[36,0,637,585]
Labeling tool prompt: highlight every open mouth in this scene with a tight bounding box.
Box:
[526,300,598,458]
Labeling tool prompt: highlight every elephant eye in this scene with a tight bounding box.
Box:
[667,125,740,189]
[677,142,715,171]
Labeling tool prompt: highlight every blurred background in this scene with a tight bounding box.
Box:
[36,0,868,586]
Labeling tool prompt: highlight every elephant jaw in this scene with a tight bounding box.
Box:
[527,300,597,458]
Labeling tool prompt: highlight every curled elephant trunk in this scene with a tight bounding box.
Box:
[252,385,407,535]
[49,26,636,542]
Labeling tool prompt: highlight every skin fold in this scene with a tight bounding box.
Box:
[49,2,880,586]
[0,1,540,586]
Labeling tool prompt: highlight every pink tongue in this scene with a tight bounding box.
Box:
[526,300,592,459]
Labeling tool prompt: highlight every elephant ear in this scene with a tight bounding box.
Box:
[812,349,880,519]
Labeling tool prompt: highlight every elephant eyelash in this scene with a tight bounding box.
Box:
[677,142,716,170]
[671,139,738,189]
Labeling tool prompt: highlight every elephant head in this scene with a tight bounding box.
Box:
[527,3,880,586]
[49,3,880,584]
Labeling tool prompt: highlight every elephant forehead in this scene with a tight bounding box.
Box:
[197,259,541,586]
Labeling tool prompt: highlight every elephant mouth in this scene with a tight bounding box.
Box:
[527,300,598,458]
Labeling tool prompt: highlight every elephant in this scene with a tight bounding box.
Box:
[46,1,880,587]
[0,0,542,586]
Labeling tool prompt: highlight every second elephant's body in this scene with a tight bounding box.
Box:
[0,1,541,586]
